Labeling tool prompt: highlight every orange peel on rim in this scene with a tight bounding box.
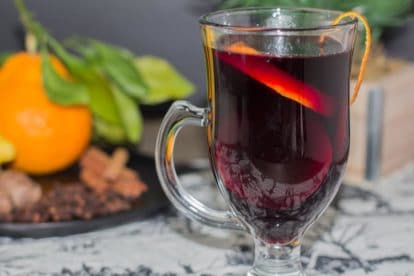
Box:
[332,11,372,104]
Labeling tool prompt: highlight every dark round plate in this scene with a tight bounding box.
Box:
[0,152,169,238]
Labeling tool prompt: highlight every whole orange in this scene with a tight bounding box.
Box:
[0,52,92,175]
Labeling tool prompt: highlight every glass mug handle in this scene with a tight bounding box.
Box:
[155,101,246,231]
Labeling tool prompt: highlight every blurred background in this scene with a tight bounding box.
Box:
[1,0,414,181]
[1,0,414,104]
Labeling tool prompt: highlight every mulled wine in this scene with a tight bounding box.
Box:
[209,36,351,243]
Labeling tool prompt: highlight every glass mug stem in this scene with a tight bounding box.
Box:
[156,101,304,275]
[250,239,303,276]
[155,101,245,231]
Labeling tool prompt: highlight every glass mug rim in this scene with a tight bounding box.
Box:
[199,6,358,32]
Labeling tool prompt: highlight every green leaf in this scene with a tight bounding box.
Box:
[49,38,124,126]
[111,85,143,143]
[71,39,148,101]
[86,78,123,124]
[220,0,245,8]
[50,41,123,125]
[0,52,12,67]
[135,56,195,105]
[41,50,90,106]
[48,38,98,83]
[94,117,127,144]
[64,37,101,65]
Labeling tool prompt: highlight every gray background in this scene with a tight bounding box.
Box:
[0,0,413,107]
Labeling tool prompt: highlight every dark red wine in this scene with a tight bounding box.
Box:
[207,37,351,243]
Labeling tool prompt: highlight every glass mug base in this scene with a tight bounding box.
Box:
[248,239,303,276]
[248,269,303,276]
[156,7,358,276]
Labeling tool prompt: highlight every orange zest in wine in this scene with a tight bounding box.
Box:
[221,42,332,115]
[226,42,261,55]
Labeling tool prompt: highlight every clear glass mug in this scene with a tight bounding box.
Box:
[156,7,357,275]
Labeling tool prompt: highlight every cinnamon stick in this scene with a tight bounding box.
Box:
[104,148,129,181]
[80,168,109,193]
[79,146,147,199]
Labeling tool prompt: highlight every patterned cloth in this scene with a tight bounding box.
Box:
[1,165,414,275]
